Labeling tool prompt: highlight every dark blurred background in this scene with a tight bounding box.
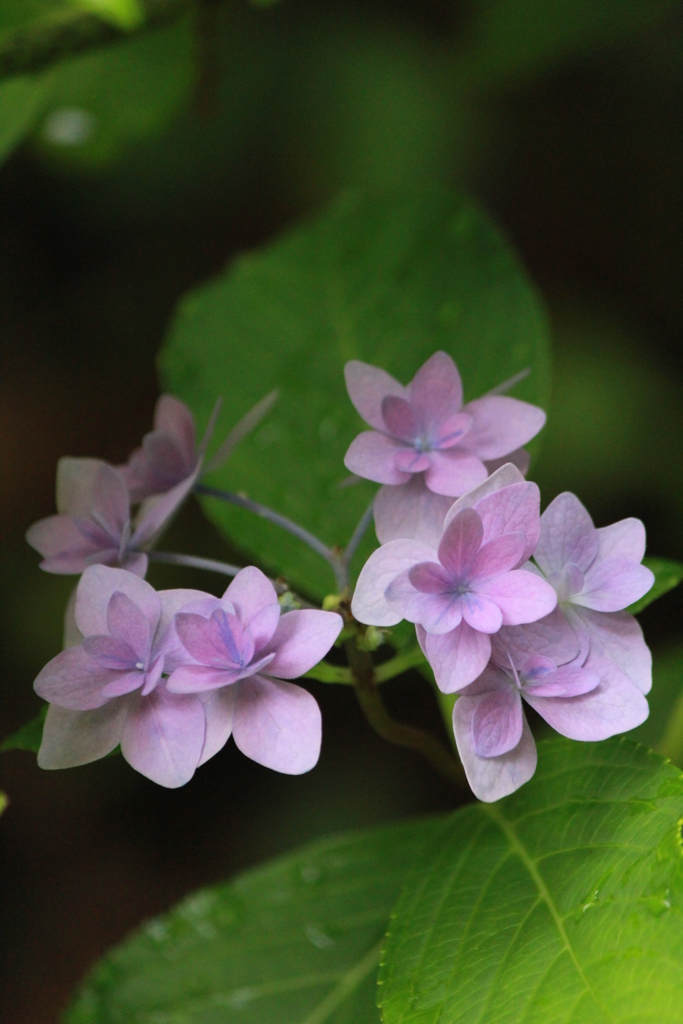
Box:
[1,1,682,1020]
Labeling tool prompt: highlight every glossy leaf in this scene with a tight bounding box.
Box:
[628,556,683,615]
[161,189,550,596]
[63,816,440,1024]
[380,738,683,1024]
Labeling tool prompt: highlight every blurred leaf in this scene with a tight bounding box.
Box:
[64,816,440,1024]
[381,737,683,1024]
[69,0,144,30]
[0,705,47,753]
[632,644,683,750]
[0,1,67,38]
[629,557,683,615]
[162,189,550,596]
[460,0,681,88]
[0,73,48,163]
[36,17,193,165]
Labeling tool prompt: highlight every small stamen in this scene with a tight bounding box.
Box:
[135,661,145,671]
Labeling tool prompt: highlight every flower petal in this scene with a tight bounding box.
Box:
[419,622,491,692]
[344,360,406,431]
[535,492,598,576]
[352,538,438,626]
[389,570,464,633]
[34,645,127,710]
[166,661,275,693]
[477,569,557,625]
[259,610,343,679]
[37,700,126,769]
[154,395,196,461]
[197,687,236,766]
[55,457,106,515]
[524,655,648,740]
[373,478,453,547]
[223,566,279,632]
[423,449,488,497]
[459,395,546,460]
[461,594,503,634]
[381,396,419,443]
[595,518,646,563]
[131,468,198,549]
[120,687,205,788]
[437,507,483,577]
[484,448,530,476]
[445,463,525,521]
[565,605,652,694]
[522,664,600,698]
[471,684,524,757]
[491,609,581,670]
[453,696,537,802]
[408,351,464,427]
[470,531,526,582]
[155,588,211,663]
[75,565,160,640]
[26,515,101,573]
[106,590,152,659]
[343,431,413,485]
[232,676,322,774]
[174,612,231,667]
[574,558,654,612]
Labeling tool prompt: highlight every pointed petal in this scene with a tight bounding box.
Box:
[522,665,600,698]
[477,569,557,625]
[385,569,462,633]
[34,646,125,710]
[259,610,343,679]
[393,449,432,474]
[246,603,282,654]
[343,431,412,485]
[595,517,646,563]
[232,676,321,774]
[471,685,524,757]
[344,360,406,431]
[37,700,126,769]
[121,688,205,788]
[155,588,211,662]
[484,448,530,477]
[55,457,106,515]
[131,468,198,549]
[63,586,82,649]
[26,515,99,573]
[154,395,196,460]
[408,351,463,426]
[420,622,491,692]
[524,656,648,740]
[445,463,525,521]
[470,532,526,582]
[454,698,537,802]
[575,558,654,612]
[197,687,236,766]
[566,605,652,694]
[166,657,275,693]
[381,395,419,442]
[535,492,598,575]
[351,539,438,626]
[437,507,483,577]
[106,591,152,659]
[175,612,230,667]
[82,635,137,670]
[374,478,453,547]
[468,482,542,565]
[223,566,279,630]
[459,395,546,460]
[423,449,488,497]
[491,609,581,670]
[90,463,130,538]
[75,565,160,640]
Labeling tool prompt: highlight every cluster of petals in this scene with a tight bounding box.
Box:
[34,565,342,787]
[343,352,545,547]
[353,465,557,692]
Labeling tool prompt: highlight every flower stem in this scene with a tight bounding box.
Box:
[345,638,467,790]
[342,500,375,569]
[147,550,312,606]
[195,484,346,590]
[374,646,428,683]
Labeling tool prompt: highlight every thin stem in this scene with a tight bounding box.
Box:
[148,550,242,577]
[304,663,354,685]
[345,638,467,790]
[196,484,346,590]
[342,500,375,569]
[374,646,428,683]
[485,367,531,396]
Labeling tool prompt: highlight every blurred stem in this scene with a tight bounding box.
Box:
[147,550,313,606]
[345,638,467,790]
[374,646,428,683]
[655,692,683,766]
[0,0,195,78]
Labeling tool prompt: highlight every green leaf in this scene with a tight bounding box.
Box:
[69,0,144,30]
[629,556,683,615]
[380,738,683,1024]
[161,189,550,597]
[632,644,683,751]
[64,816,440,1024]
[0,705,47,753]
[0,73,48,163]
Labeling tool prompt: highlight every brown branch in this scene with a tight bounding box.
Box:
[0,0,197,80]
[345,638,467,791]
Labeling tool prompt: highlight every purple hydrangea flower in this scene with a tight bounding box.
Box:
[343,351,545,497]
[352,469,557,690]
[119,395,202,502]
[25,457,193,578]
[166,567,343,775]
[34,566,211,787]
[453,616,649,802]
[532,492,654,693]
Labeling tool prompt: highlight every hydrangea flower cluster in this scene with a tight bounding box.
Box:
[25,352,654,802]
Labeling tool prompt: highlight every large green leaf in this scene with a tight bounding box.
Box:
[64,816,440,1024]
[628,556,683,616]
[161,190,550,597]
[380,738,683,1024]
